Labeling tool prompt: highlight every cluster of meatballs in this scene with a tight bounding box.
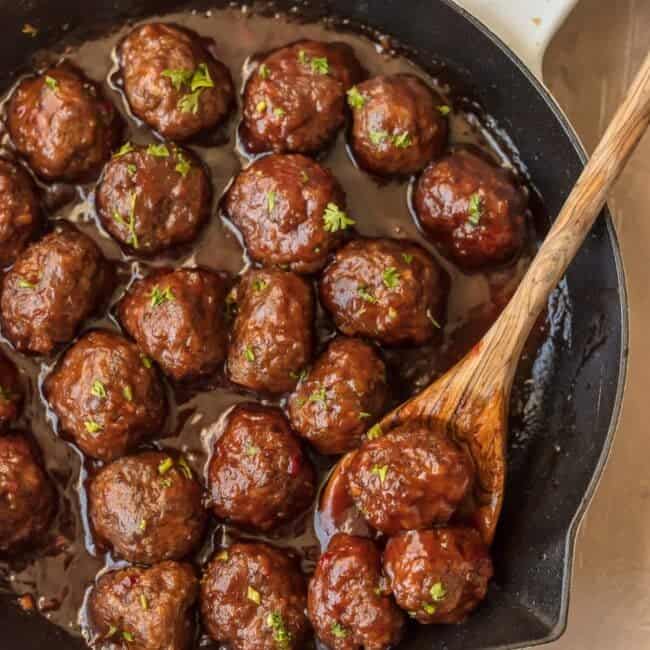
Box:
[0,17,530,650]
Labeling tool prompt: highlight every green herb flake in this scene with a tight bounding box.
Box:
[161,68,193,91]
[246,445,260,457]
[308,387,327,404]
[273,107,286,117]
[359,411,371,419]
[177,90,202,114]
[22,24,38,37]
[423,603,436,615]
[141,355,153,369]
[139,594,148,611]
[127,164,137,176]
[298,50,308,65]
[468,192,483,226]
[244,346,255,362]
[402,253,413,264]
[113,141,134,158]
[112,192,139,248]
[437,105,451,116]
[430,581,447,601]
[146,143,170,158]
[106,625,118,638]
[300,171,309,184]
[426,309,441,329]
[267,190,277,214]
[247,585,261,604]
[388,307,397,320]
[122,631,135,643]
[331,622,348,639]
[357,285,378,304]
[367,423,383,440]
[139,519,147,531]
[157,457,174,475]
[371,464,389,483]
[323,203,355,232]
[178,457,193,480]
[258,63,270,79]
[150,285,175,308]
[175,152,191,178]
[91,379,107,399]
[310,56,329,75]
[159,477,173,488]
[267,612,293,647]
[392,131,412,148]
[256,99,268,113]
[290,368,308,382]
[252,279,268,292]
[369,130,389,146]
[17,277,36,289]
[382,267,400,289]
[346,86,366,109]
[190,63,214,91]
[122,385,133,402]
[84,419,102,434]
[216,549,229,562]
[44,75,58,91]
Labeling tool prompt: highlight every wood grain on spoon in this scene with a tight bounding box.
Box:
[320,52,650,546]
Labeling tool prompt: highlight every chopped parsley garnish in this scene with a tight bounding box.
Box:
[122,631,134,643]
[437,105,451,116]
[331,622,348,639]
[423,603,436,615]
[178,457,193,480]
[323,203,355,232]
[267,612,292,647]
[113,142,134,158]
[300,170,309,184]
[402,253,413,264]
[139,519,147,531]
[84,419,102,434]
[273,107,285,117]
[177,90,202,114]
[216,549,229,562]
[175,152,191,177]
[127,164,137,176]
[106,625,118,638]
[246,445,260,457]
[17,278,36,289]
[298,50,308,65]
[289,368,308,382]
[426,309,441,329]
[91,380,107,399]
[190,63,213,91]
[252,278,268,292]
[258,63,270,79]
[159,477,173,488]
[139,594,148,611]
[267,190,277,214]
[22,24,38,37]
[359,411,371,419]
[172,63,214,113]
[430,581,447,601]
[256,99,268,113]
[112,192,139,248]
[247,585,261,604]
[161,68,193,91]
[393,131,412,148]
[150,285,175,308]
[122,385,133,402]
[369,130,389,145]
[357,285,378,304]
[382,267,400,289]
[468,192,483,225]
[347,86,366,109]
[371,464,388,483]
[244,346,255,362]
[158,457,174,475]
[367,423,383,440]
[310,56,329,75]
[308,387,327,404]
[44,75,58,91]
[140,354,153,369]
[146,143,169,157]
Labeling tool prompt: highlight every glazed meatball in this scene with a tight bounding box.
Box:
[44,330,166,461]
[320,238,447,346]
[7,64,121,182]
[89,451,206,564]
[118,267,228,381]
[88,561,198,650]
[0,433,55,551]
[0,223,112,355]
[242,40,364,154]
[119,22,234,140]
[201,542,309,650]
[96,142,211,255]
[384,528,493,623]
[346,425,473,535]
[0,160,40,267]
[288,337,388,455]
[348,74,448,177]
[224,154,351,273]
[414,146,528,270]
[0,352,23,429]
[308,534,404,650]
[227,269,314,394]
[208,403,315,531]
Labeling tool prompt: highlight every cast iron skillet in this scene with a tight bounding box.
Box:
[0,1,628,649]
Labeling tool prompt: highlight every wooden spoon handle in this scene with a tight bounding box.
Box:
[485,51,650,368]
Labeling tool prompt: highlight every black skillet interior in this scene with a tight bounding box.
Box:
[0,1,627,649]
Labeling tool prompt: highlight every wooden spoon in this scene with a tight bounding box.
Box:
[319,52,650,546]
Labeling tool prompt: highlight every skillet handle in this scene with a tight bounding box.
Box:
[451,0,578,79]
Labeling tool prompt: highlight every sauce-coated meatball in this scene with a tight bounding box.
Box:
[119,23,235,140]
[88,561,198,650]
[7,64,121,182]
[288,337,388,455]
[118,267,228,381]
[224,154,350,273]
[0,160,40,267]
[414,146,528,270]
[0,433,55,551]
[384,528,493,623]
[242,40,364,154]
[0,223,112,355]
[96,142,211,255]
[319,238,447,346]
[308,534,404,650]
[227,269,314,394]
[89,451,206,564]
[347,425,473,535]
[44,330,166,461]
[208,403,315,531]
[348,74,448,177]
[0,352,23,430]
[201,542,309,650]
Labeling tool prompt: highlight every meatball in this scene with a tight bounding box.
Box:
[227,269,314,394]
[0,352,23,430]
[346,425,473,536]
[224,154,351,273]
[348,74,448,177]
[44,330,166,461]
[0,160,40,267]
[208,403,315,531]
[88,561,198,650]
[118,267,228,381]
[96,142,211,255]
[414,146,528,270]
[0,433,55,551]
[288,337,388,455]
[6,64,121,182]
[118,22,234,140]
[0,223,112,355]
[201,542,309,650]
[384,527,493,623]
[319,238,447,346]
[89,451,206,564]
[308,534,404,650]
[242,40,364,154]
